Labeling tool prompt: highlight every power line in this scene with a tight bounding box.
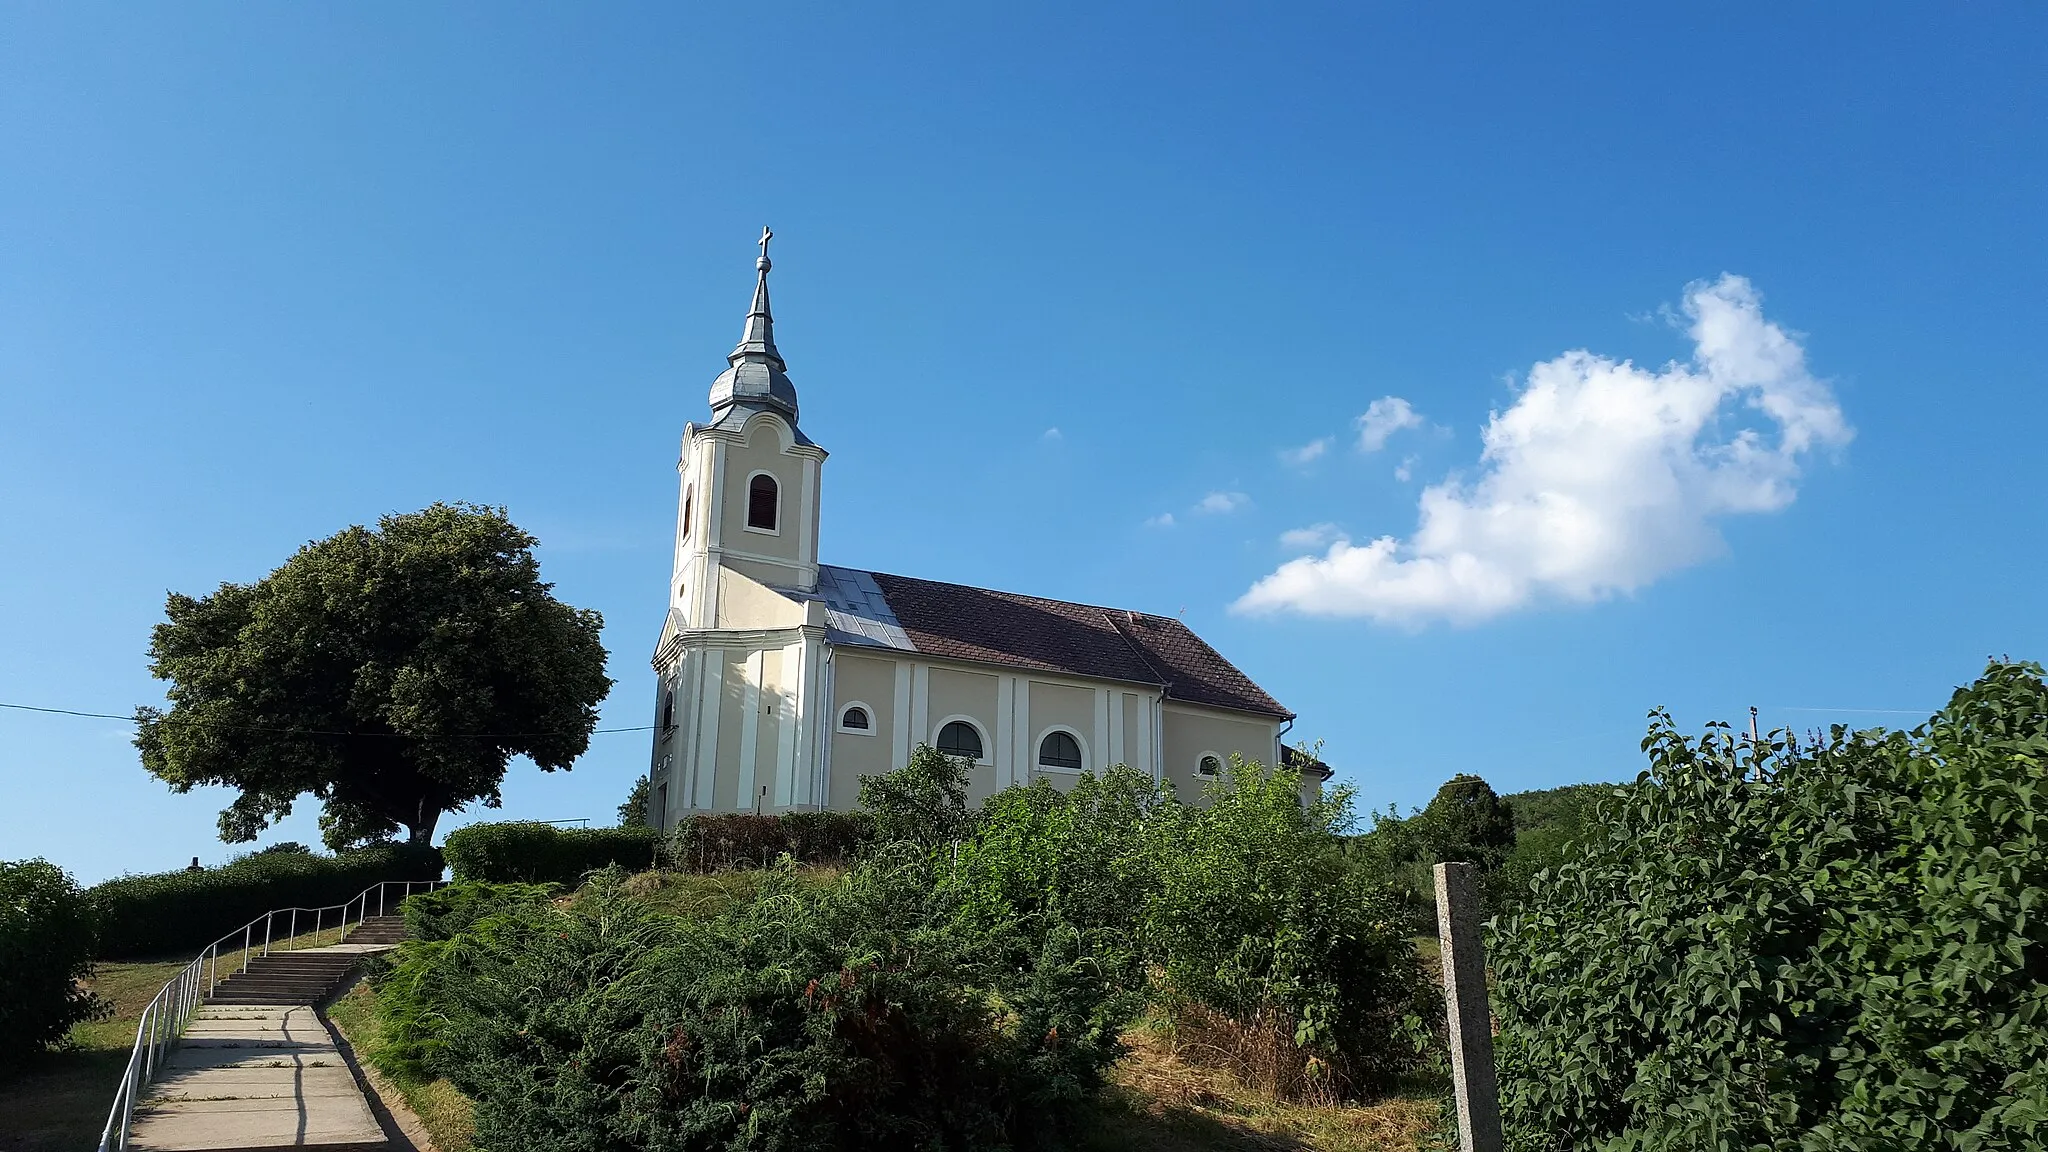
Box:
[0,700,654,738]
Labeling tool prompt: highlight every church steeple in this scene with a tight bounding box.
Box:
[732,227,783,368]
[708,226,800,422]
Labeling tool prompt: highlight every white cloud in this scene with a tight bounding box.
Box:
[1042,427,1063,442]
[1145,512,1177,529]
[1356,396,1424,452]
[1235,275,1851,626]
[1394,455,1418,482]
[1280,523,1345,551]
[1280,437,1332,466]
[1195,491,1251,515]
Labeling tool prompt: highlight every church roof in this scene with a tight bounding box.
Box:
[808,564,1290,720]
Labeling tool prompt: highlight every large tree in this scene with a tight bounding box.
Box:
[135,503,612,848]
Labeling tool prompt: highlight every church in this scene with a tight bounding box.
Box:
[644,232,1323,826]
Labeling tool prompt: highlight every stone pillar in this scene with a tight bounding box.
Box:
[1435,861,1504,1152]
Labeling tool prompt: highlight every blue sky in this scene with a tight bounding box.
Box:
[3,3,2043,882]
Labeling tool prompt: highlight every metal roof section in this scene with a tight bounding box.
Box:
[707,227,802,426]
[810,565,915,652]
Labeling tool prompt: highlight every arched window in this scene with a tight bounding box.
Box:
[747,473,779,530]
[662,689,676,731]
[841,706,870,731]
[1198,754,1223,777]
[1038,731,1083,771]
[681,484,693,539]
[936,721,983,761]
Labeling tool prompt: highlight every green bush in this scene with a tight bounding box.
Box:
[399,880,557,943]
[441,822,659,884]
[1492,660,2048,1151]
[857,743,973,847]
[0,859,109,1068]
[954,760,1435,1100]
[1144,761,1436,1098]
[86,842,441,958]
[665,810,872,873]
[377,860,1138,1151]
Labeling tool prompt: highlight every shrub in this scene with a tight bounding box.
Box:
[441,822,659,884]
[857,743,973,846]
[664,810,872,873]
[381,861,1138,1150]
[1144,760,1436,1099]
[955,760,1435,1101]
[0,859,109,1067]
[1492,660,2048,1151]
[399,880,557,943]
[86,842,441,958]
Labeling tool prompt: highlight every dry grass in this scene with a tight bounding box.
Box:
[1088,1025,1443,1151]
[0,960,187,1152]
[327,983,474,1152]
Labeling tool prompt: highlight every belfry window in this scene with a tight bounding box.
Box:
[662,689,676,731]
[747,474,779,530]
[937,721,983,761]
[681,485,694,539]
[1038,731,1083,771]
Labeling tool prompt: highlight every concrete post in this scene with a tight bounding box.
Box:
[1435,862,1504,1152]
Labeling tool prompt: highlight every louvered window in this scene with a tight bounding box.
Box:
[747,474,778,530]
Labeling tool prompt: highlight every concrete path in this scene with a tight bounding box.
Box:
[129,947,394,1152]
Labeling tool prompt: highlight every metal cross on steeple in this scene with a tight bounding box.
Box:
[757,226,773,268]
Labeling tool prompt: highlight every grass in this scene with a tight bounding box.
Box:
[327,983,474,1152]
[0,960,186,1152]
[1086,1026,1443,1151]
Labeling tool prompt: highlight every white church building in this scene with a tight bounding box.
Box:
[644,232,1323,827]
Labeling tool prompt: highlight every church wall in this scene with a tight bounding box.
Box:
[1160,704,1281,807]
[715,567,805,629]
[1120,692,1145,770]
[712,650,753,812]
[927,667,1000,803]
[746,647,786,815]
[1025,681,1095,784]
[828,652,896,810]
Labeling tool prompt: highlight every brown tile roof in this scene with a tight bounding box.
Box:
[865,571,1290,719]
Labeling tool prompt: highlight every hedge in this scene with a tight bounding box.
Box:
[442,823,661,884]
[86,843,442,959]
[667,811,872,872]
[442,814,873,884]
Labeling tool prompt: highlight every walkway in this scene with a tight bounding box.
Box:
[127,938,399,1152]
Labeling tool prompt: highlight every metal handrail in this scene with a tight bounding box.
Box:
[94,877,450,1152]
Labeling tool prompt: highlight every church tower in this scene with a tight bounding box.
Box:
[668,228,827,628]
[647,231,832,827]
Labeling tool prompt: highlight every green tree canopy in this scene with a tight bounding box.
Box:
[615,775,651,828]
[1409,771,1517,869]
[135,503,612,848]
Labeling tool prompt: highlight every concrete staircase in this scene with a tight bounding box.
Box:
[345,915,407,945]
[202,917,406,1005]
[206,950,366,1006]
